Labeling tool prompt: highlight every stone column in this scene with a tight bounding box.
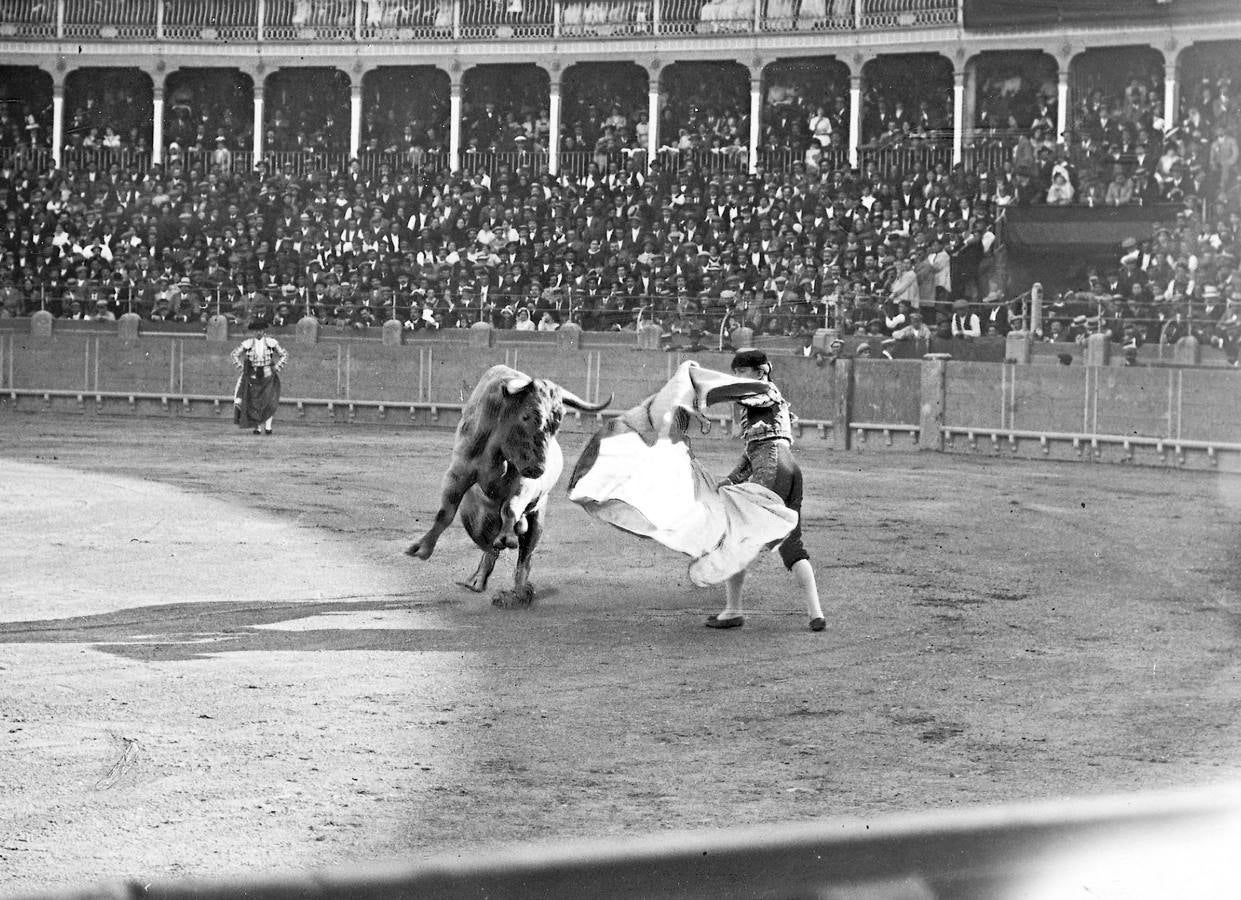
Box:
[449,75,463,174]
[548,77,561,176]
[1162,44,1181,135]
[647,71,661,161]
[1164,65,1177,134]
[848,72,862,168]
[1056,65,1070,145]
[253,75,265,160]
[152,85,165,165]
[349,80,363,159]
[51,78,65,168]
[961,56,978,141]
[748,64,763,175]
[952,66,965,167]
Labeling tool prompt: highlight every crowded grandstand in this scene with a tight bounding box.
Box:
[1,0,1240,359]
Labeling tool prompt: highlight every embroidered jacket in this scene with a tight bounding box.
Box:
[231,336,289,371]
[737,383,795,444]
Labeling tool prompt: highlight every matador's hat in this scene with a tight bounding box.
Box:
[730,348,769,370]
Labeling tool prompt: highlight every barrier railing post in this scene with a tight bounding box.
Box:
[117,312,141,342]
[1174,335,1201,366]
[381,318,404,346]
[30,309,54,339]
[205,314,229,342]
[469,321,495,347]
[1084,332,1110,367]
[557,322,583,350]
[296,315,321,345]
[832,356,854,451]
[920,353,950,451]
[1004,330,1032,364]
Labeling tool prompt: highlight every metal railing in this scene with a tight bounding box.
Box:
[61,0,158,39]
[559,0,653,37]
[857,138,953,177]
[1,0,959,40]
[359,0,453,39]
[263,0,357,40]
[162,0,261,41]
[859,0,954,28]
[0,0,56,36]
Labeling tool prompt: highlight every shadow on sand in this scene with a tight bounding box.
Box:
[0,597,474,661]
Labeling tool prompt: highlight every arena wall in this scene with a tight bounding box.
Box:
[2,325,1239,472]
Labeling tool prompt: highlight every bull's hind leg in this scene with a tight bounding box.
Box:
[456,489,509,593]
[462,550,500,593]
[492,508,544,609]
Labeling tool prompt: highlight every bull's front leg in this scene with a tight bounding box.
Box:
[492,507,544,609]
[407,463,476,561]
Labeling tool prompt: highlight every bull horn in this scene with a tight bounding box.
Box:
[560,386,612,413]
[503,375,533,396]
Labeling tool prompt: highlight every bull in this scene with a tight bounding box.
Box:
[406,364,610,607]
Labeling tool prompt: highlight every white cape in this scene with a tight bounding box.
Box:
[568,361,797,586]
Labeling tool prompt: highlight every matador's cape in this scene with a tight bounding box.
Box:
[567,361,797,586]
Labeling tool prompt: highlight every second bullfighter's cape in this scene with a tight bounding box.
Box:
[567,361,798,586]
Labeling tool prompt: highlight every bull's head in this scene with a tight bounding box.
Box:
[499,375,610,479]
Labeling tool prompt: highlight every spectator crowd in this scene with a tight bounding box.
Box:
[1,53,1240,362]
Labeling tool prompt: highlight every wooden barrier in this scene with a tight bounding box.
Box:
[2,330,1240,470]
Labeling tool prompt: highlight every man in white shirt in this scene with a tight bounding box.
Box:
[884,311,932,345]
[950,299,982,339]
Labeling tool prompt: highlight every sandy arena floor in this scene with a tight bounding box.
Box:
[2,415,1240,895]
